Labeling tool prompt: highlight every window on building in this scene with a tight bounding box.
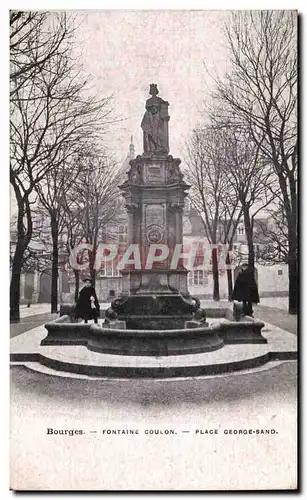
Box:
[188,270,208,286]
[99,259,120,277]
[237,225,245,235]
[195,270,204,285]
[33,217,43,230]
[278,269,283,276]
[118,224,128,243]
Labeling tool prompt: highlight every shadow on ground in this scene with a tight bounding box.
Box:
[254,305,297,335]
[10,313,58,338]
[10,362,297,411]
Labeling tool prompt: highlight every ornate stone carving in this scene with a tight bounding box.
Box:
[129,165,141,184]
[146,224,164,244]
[127,158,142,184]
[167,202,183,213]
[145,204,164,227]
[167,159,184,183]
[113,86,200,328]
[125,202,139,213]
[144,164,163,184]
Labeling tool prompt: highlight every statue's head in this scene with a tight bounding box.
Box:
[149,83,159,96]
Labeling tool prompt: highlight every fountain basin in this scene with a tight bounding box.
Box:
[41,315,223,355]
[41,314,266,357]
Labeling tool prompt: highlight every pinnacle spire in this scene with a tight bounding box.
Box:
[129,136,135,158]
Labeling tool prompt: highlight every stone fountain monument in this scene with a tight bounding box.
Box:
[37,84,267,370]
[109,84,200,329]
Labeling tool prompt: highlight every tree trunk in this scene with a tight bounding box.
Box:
[89,245,96,287]
[10,241,24,323]
[50,213,59,314]
[74,269,80,303]
[226,249,233,301]
[288,256,297,315]
[288,226,297,315]
[242,205,255,270]
[211,246,220,301]
[287,172,297,315]
[10,185,33,322]
[90,267,96,287]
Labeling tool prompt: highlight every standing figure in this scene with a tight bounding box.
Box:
[232,263,259,317]
[75,278,100,324]
[141,84,169,154]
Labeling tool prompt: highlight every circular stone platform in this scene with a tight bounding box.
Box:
[14,343,272,378]
[40,315,267,357]
[10,315,297,380]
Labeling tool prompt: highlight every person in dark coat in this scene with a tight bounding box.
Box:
[232,263,259,317]
[75,279,100,324]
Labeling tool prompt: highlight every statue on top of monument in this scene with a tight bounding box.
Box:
[141,84,169,155]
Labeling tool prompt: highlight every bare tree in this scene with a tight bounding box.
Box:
[219,126,275,271]
[10,213,51,274]
[217,198,243,301]
[64,148,121,288]
[256,200,289,265]
[185,126,241,301]
[10,11,112,321]
[61,203,84,303]
[35,150,83,313]
[213,10,297,313]
[10,11,70,99]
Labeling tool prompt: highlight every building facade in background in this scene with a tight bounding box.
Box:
[13,139,288,305]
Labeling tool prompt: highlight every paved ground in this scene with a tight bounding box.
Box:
[254,305,297,336]
[10,362,297,490]
[10,303,56,338]
[19,303,52,318]
[255,296,297,335]
[10,312,58,339]
[258,297,289,311]
[199,298,297,336]
[10,298,297,490]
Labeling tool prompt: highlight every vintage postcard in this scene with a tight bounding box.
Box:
[10,9,298,491]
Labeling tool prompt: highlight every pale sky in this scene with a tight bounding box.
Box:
[73,10,230,163]
[10,10,231,214]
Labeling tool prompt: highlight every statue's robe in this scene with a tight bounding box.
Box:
[141,95,168,153]
[141,110,162,151]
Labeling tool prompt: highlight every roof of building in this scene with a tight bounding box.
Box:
[118,136,135,181]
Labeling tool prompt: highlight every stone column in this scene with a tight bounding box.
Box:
[32,271,40,303]
[20,273,25,301]
[175,206,183,245]
[127,204,139,245]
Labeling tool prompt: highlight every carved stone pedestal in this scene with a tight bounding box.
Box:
[110,85,200,329]
[112,150,197,329]
[112,293,199,330]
